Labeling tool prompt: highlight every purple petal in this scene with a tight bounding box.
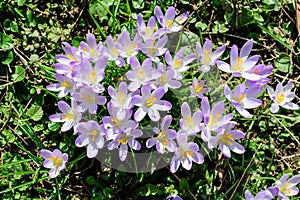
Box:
[119,144,128,161]
[134,108,147,122]
[240,40,253,58]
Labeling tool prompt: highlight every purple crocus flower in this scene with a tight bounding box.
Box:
[179,102,202,135]
[170,133,204,173]
[73,85,107,114]
[245,187,278,200]
[107,128,143,161]
[75,121,106,158]
[40,149,68,178]
[246,64,273,86]
[166,194,183,200]
[224,84,263,118]
[116,31,140,63]
[165,48,196,80]
[208,123,245,157]
[46,74,75,98]
[139,36,168,62]
[80,33,103,61]
[79,57,106,93]
[146,115,177,154]
[126,56,161,92]
[196,40,226,72]
[189,78,210,98]
[136,14,163,41]
[275,174,300,199]
[201,97,233,133]
[153,62,182,92]
[108,82,133,119]
[102,102,137,138]
[56,42,81,66]
[132,85,172,122]
[102,36,125,67]
[49,98,82,132]
[155,6,188,33]
[267,80,299,113]
[217,40,260,79]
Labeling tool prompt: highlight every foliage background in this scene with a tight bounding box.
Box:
[0,0,300,199]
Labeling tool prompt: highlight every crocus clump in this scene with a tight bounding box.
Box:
[40,149,68,178]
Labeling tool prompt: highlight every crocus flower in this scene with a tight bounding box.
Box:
[46,74,75,98]
[136,14,163,41]
[126,56,161,92]
[166,194,183,200]
[224,84,263,118]
[246,64,273,86]
[146,115,177,154]
[165,48,196,80]
[40,149,68,178]
[102,36,125,67]
[267,80,299,113]
[201,97,233,133]
[179,102,202,135]
[107,128,143,161]
[196,40,226,72]
[189,78,210,98]
[108,82,133,119]
[170,133,204,173]
[245,187,278,200]
[132,85,172,122]
[139,36,168,62]
[75,121,106,158]
[56,42,81,66]
[153,62,182,92]
[102,102,137,139]
[49,98,81,132]
[217,40,260,79]
[155,6,188,33]
[275,174,300,199]
[79,57,106,93]
[73,84,107,114]
[208,123,245,157]
[116,31,140,63]
[80,33,103,61]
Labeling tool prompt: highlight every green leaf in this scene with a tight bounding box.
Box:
[103,187,115,198]
[1,50,14,65]
[15,0,26,6]
[274,53,291,73]
[10,21,19,33]
[179,178,189,190]
[195,21,207,31]
[0,32,13,50]
[11,66,25,82]
[26,105,43,121]
[212,21,229,33]
[132,0,144,9]
[30,54,39,63]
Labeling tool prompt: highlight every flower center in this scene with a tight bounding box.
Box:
[88,130,98,142]
[173,59,182,70]
[276,93,285,103]
[233,93,247,104]
[233,57,244,72]
[208,113,221,127]
[157,130,168,147]
[118,91,126,104]
[279,183,291,195]
[49,156,63,168]
[61,80,69,87]
[194,83,203,93]
[61,111,74,121]
[160,73,167,84]
[145,95,156,107]
[166,19,173,27]
[118,136,128,145]
[203,49,212,65]
[219,132,234,146]
[111,118,122,127]
[88,70,97,83]
[184,116,196,128]
[137,69,145,80]
[111,47,119,58]
[181,148,193,159]
[253,69,259,74]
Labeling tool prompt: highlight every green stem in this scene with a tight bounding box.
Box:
[55,177,61,200]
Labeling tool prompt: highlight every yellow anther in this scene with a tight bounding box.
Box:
[49,156,63,168]
[61,111,74,120]
[118,136,128,145]
[67,54,78,62]
[160,73,167,84]
[137,69,145,80]
[219,132,234,145]
[276,93,285,104]
[173,59,182,70]
[233,57,244,72]
[166,19,173,27]
[61,80,69,87]
[145,95,156,107]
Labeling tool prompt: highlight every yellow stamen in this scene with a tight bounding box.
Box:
[181,149,193,159]
[166,19,173,27]
[111,118,121,127]
[208,113,221,127]
[233,93,247,104]
[184,116,196,128]
[149,46,157,55]
[253,69,259,74]
[157,130,168,147]
[49,156,63,168]
[118,91,126,104]
[118,136,128,145]
[194,84,203,93]
[61,80,69,87]
[233,57,244,72]
[276,93,285,104]
[173,59,182,70]
[67,54,78,62]
[61,111,74,120]
[88,130,98,142]
[160,73,167,84]
[88,70,97,83]
[111,47,119,58]
[219,132,234,146]
[145,95,156,107]
[280,183,291,195]
[177,17,185,23]
[203,49,212,65]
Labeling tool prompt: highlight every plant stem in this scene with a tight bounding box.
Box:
[210,75,234,96]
